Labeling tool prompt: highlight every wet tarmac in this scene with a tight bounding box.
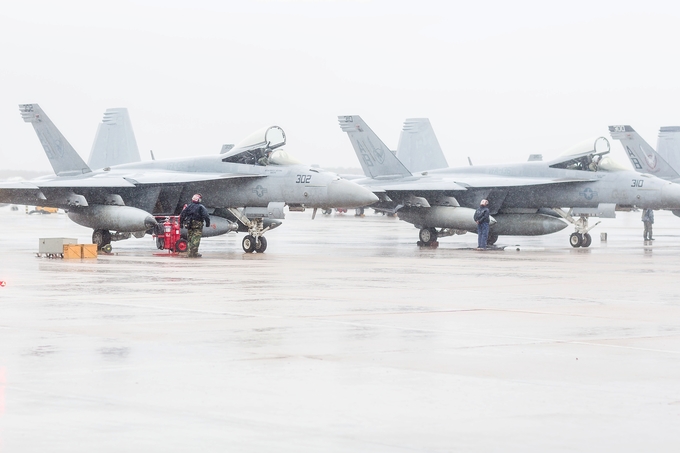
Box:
[1,207,680,452]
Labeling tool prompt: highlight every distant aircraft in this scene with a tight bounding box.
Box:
[396,118,448,172]
[88,108,141,169]
[656,127,680,175]
[339,115,680,248]
[609,125,680,183]
[0,104,377,253]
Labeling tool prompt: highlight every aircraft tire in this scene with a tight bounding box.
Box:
[255,236,268,253]
[569,232,583,248]
[581,233,592,248]
[156,237,165,250]
[92,229,112,250]
[419,228,437,245]
[487,233,499,246]
[242,235,257,253]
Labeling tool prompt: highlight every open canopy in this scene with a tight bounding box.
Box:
[221,126,287,165]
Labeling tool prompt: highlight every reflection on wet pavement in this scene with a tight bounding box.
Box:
[2,208,680,450]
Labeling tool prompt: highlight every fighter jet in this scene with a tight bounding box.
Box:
[0,104,377,253]
[84,107,283,240]
[339,115,680,248]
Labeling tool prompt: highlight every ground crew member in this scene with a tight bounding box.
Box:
[474,199,490,250]
[180,193,211,257]
[642,208,654,241]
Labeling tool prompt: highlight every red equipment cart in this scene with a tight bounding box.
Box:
[153,216,188,253]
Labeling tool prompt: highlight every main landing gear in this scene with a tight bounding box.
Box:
[418,227,439,247]
[228,208,272,253]
[92,229,113,253]
[92,229,135,253]
[569,232,592,248]
[553,208,600,248]
[417,227,468,248]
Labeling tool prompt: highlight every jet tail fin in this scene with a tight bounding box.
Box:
[657,126,680,175]
[338,115,411,178]
[609,125,679,179]
[396,118,448,172]
[20,104,91,175]
[88,108,141,169]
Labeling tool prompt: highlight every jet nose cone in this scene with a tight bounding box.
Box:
[327,179,378,208]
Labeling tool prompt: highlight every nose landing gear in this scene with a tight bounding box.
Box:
[227,208,272,253]
[554,209,599,248]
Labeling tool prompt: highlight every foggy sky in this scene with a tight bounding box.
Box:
[2,0,680,173]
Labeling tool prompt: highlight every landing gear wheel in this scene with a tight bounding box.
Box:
[92,229,112,251]
[322,209,332,215]
[255,236,268,253]
[355,207,365,216]
[242,235,257,253]
[101,244,113,254]
[175,239,188,253]
[419,228,438,245]
[569,232,583,248]
[581,233,592,248]
[156,237,165,250]
[487,233,499,246]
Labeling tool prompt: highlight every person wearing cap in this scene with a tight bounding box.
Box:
[473,199,491,250]
[179,193,211,257]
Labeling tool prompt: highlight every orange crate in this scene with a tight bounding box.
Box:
[63,244,82,259]
[81,244,98,259]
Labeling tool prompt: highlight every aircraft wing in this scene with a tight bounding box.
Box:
[0,172,265,204]
[361,175,592,193]
[120,172,264,185]
[361,179,468,192]
[452,175,595,188]
[0,181,47,204]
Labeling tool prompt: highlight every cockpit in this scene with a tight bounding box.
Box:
[548,136,618,172]
[221,125,301,166]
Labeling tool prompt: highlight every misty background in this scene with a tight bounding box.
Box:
[1,0,679,175]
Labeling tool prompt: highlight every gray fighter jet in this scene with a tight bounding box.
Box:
[83,107,283,239]
[339,115,680,248]
[0,104,377,253]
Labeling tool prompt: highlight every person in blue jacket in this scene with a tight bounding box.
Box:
[474,199,490,250]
